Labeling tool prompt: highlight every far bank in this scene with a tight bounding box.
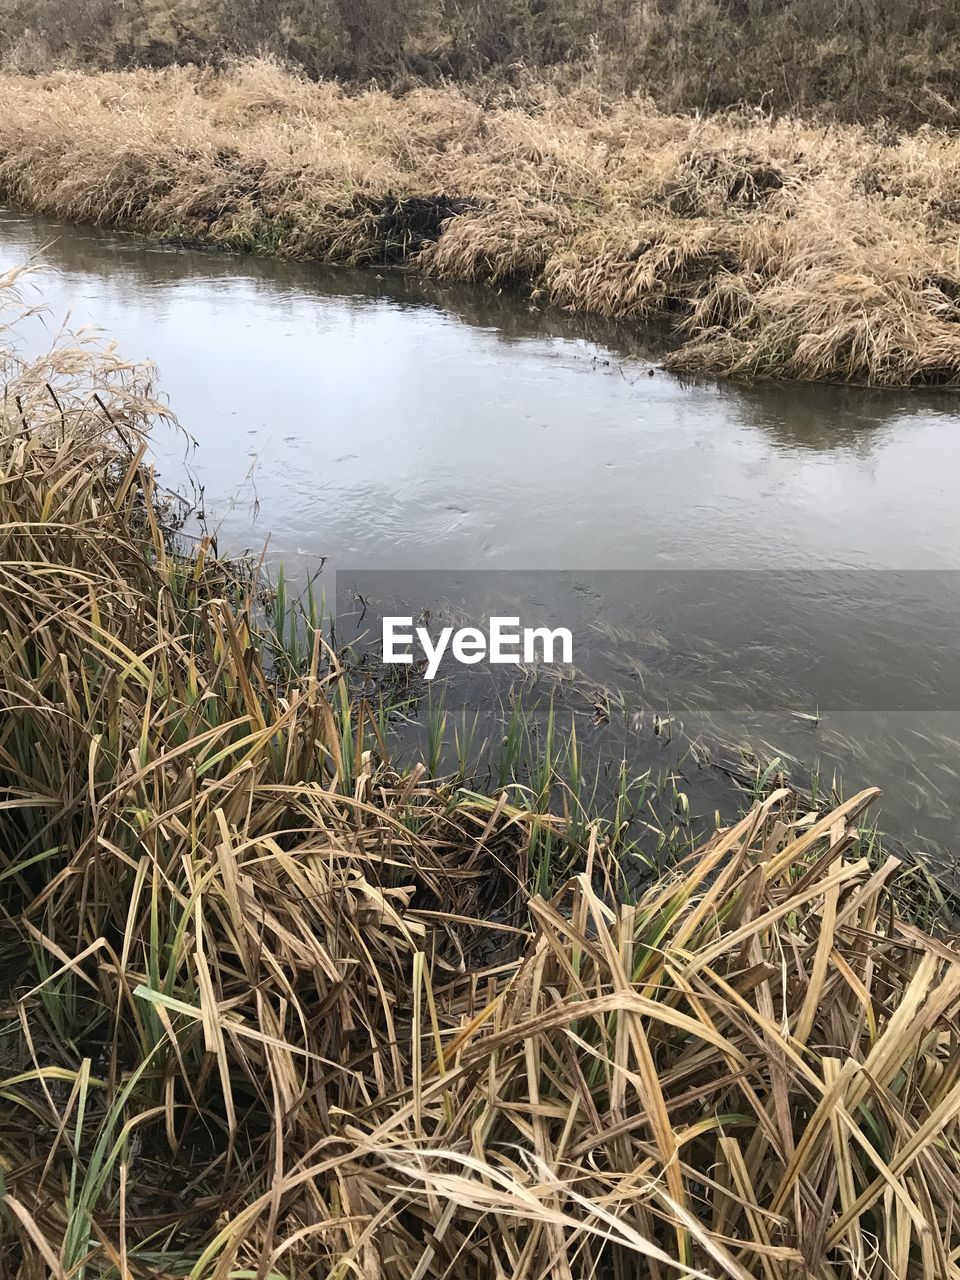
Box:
[3,60,960,386]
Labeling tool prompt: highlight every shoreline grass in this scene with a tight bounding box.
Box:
[2,276,960,1276]
[2,0,960,129]
[5,61,960,384]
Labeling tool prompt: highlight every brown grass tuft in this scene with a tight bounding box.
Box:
[2,63,960,382]
[1,271,960,1276]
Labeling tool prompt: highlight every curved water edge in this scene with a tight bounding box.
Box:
[2,207,959,869]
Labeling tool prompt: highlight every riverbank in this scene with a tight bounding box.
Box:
[2,0,959,127]
[4,60,960,385]
[2,273,960,1277]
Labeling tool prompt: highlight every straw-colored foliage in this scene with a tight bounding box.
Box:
[3,61,960,383]
[1,0,959,127]
[1,274,960,1277]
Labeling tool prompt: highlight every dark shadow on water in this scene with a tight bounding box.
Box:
[3,207,662,356]
[724,379,960,454]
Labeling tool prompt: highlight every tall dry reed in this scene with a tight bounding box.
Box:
[1,271,960,1277]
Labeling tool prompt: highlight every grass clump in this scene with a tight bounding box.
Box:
[1,277,960,1277]
[2,0,960,128]
[4,61,960,384]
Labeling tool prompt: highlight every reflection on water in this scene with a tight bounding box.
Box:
[2,208,960,863]
[726,380,930,453]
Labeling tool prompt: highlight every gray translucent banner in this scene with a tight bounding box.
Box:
[335,569,959,714]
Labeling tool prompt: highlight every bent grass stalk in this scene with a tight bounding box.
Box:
[0,272,959,1276]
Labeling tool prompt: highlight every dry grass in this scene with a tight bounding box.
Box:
[1,273,960,1277]
[3,61,960,383]
[2,0,960,127]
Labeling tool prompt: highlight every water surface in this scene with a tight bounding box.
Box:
[2,210,958,866]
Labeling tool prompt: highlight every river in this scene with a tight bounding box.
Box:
[2,208,959,871]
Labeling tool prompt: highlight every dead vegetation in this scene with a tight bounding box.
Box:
[2,0,960,128]
[3,60,960,383]
[1,272,960,1278]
